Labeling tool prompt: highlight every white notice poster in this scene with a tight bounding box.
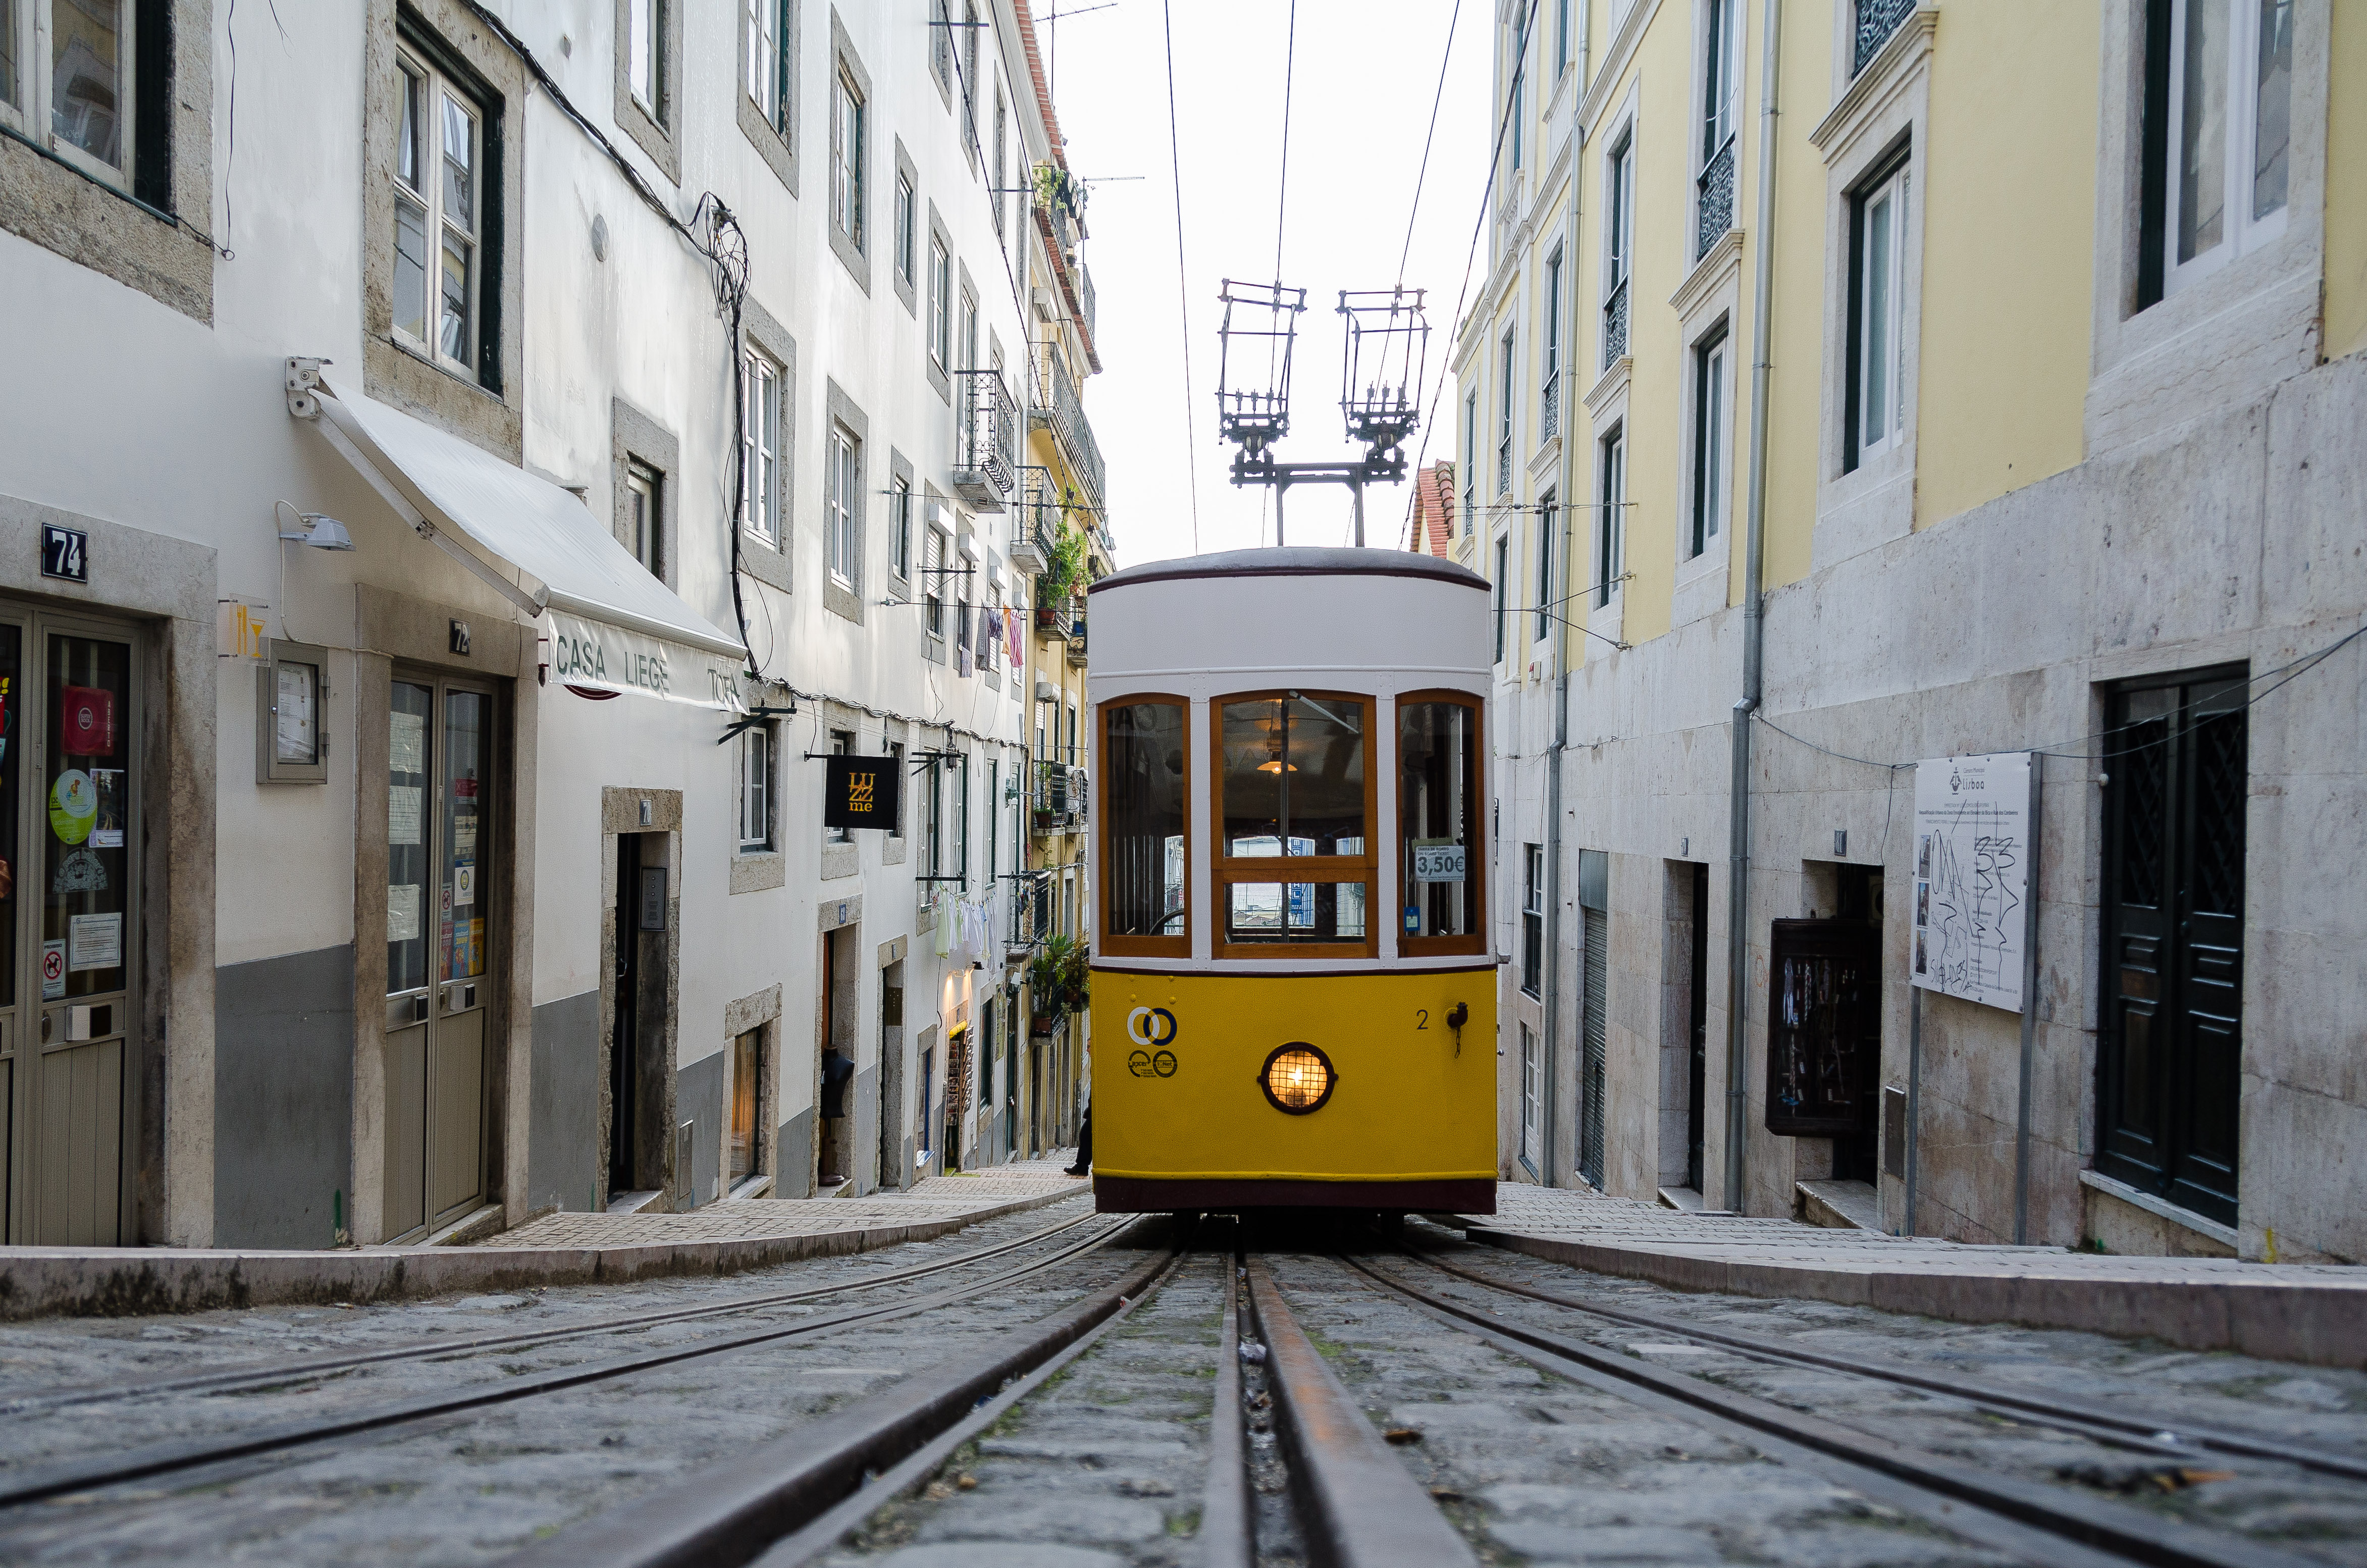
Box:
[388,882,422,942]
[68,912,123,972]
[389,711,427,775]
[1911,752,2033,1013]
[388,785,423,847]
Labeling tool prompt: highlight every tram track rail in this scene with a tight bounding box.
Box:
[0,1211,1134,1512]
[1399,1242,2367,1484]
[0,1205,1103,1418]
[1342,1249,2330,1568]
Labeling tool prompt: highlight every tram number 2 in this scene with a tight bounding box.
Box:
[1415,1009,1429,1030]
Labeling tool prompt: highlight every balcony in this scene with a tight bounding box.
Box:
[1855,0,1916,74]
[952,368,1016,511]
[1010,469,1059,574]
[1031,753,1087,833]
[1077,261,1097,343]
[1065,612,1087,667]
[1009,868,1051,956]
[1031,346,1107,512]
[1602,278,1629,369]
[1695,139,1736,263]
[1034,594,1072,640]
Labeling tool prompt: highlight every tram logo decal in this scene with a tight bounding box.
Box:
[1126,1007,1179,1080]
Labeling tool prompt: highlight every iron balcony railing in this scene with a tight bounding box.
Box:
[1602,278,1629,369]
[1540,370,1560,443]
[1077,261,1097,342]
[1696,138,1737,262]
[1855,0,1916,74]
[1010,468,1059,573]
[1497,435,1512,497]
[1009,868,1051,951]
[1033,591,1073,639]
[1031,751,1088,830]
[1031,346,1107,512]
[952,368,1016,510]
[1065,611,1087,666]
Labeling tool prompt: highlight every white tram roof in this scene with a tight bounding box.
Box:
[1086,547,1492,691]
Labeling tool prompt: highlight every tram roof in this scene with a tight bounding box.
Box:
[1086,546,1489,596]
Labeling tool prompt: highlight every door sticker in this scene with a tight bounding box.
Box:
[59,685,113,754]
[48,769,96,844]
[40,939,64,1000]
[453,863,477,907]
[90,769,124,849]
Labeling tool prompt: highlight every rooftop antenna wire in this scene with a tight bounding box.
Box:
[1396,0,1464,291]
[1162,0,1203,553]
[1269,0,1297,398]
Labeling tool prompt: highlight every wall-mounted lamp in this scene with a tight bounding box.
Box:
[275,501,355,551]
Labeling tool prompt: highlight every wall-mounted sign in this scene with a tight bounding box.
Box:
[824,754,901,830]
[40,524,87,584]
[1911,752,2033,1013]
[218,601,270,660]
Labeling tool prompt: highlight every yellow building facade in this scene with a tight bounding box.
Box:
[1458,0,2367,1261]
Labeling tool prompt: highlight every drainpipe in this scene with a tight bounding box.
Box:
[1722,0,1781,1215]
[1541,83,1584,1188]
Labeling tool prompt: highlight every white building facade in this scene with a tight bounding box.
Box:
[0,0,1095,1246]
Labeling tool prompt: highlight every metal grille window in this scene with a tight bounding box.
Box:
[830,67,864,246]
[741,724,776,852]
[740,347,781,543]
[1845,156,1911,472]
[1689,325,1730,559]
[1521,844,1544,998]
[1597,426,1626,607]
[1854,0,1917,75]
[394,51,486,375]
[746,0,787,128]
[1602,134,1635,369]
[1695,0,1739,258]
[1579,849,1608,1188]
[826,423,860,589]
[1541,248,1562,442]
[2098,669,2248,1226]
[1497,327,1515,496]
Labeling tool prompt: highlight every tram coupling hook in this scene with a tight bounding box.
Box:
[1446,1002,1468,1055]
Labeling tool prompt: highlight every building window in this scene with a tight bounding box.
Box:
[826,423,860,588]
[985,758,1000,879]
[1689,324,1730,560]
[1597,425,1626,607]
[821,728,854,844]
[1521,844,1545,998]
[929,237,952,369]
[2142,0,2293,306]
[932,0,952,91]
[1541,248,1563,443]
[1534,491,1555,645]
[1496,327,1515,496]
[960,288,979,374]
[1554,0,1573,76]
[2097,669,2248,1226]
[741,347,782,543]
[8,0,140,187]
[625,460,662,577]
[923,519,948,638]
[890,473,913,580]
[741,723,775,852]
[896,172,917,288]
[1493,535,1510,664]
[1508,54,1524,173]
[926,758,945,876]
[627,0,662,121]
[963,1,981,145]
[1519,1024,1541,1168]
[1603,131,1635,368]
[992,86,1008,240]
[394,50,486,375]
[1462,392,1479,524]
[888,741,907,838]
[1845,154,1910,473]
[1695,0,1740,257]
[745,0,787,128]
[830,67,864,246]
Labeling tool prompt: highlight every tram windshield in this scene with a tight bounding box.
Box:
[1399,699,1480,944]
[1219,695,1370,948]
[1103,700,1187,940]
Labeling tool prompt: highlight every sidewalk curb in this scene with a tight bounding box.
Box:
[0,1183,1089,1322]
[1467,1227,2367,1370]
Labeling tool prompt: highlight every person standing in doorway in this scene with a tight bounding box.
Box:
[1065,1051,1092,1176]
[819,1048,855,1184]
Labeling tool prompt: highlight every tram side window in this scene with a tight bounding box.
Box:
[1399,697,1482,950]
[1218,694,1373,949]
[1101,699,1188,951]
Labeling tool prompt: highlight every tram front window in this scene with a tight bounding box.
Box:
[1399,697,1481,947]
[1103,699,1187,944]
[1219,694,1371,948]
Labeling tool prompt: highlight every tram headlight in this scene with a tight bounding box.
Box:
[1259,1043,1337,1115]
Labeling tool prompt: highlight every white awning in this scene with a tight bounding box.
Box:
[299,376,748,709]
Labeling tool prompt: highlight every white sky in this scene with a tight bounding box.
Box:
[1039,1,1491,566]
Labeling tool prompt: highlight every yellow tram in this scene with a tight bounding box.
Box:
[1085,547,1496,1214]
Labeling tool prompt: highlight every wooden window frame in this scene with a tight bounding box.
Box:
[1097,693,1192,959]
[1209,689,1379,961]
[1396,688,1488,958]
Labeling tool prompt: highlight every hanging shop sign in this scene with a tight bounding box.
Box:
[1910,752,2033,1013]
[540,610,747,711]
[823,755,902,830]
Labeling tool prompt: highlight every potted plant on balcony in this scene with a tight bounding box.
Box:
[1027,934,1089,1032]
[1033,519,1087,633]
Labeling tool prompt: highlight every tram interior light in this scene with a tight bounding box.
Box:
[1260,1043,1336,1115]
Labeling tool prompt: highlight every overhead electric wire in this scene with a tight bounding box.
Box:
[1273,0,1298,287]
[1395,0,1465,290]
[1399,0,1544,552]
[1162,0,1203,552]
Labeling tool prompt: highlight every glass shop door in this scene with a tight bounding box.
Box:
[384,676,495,1240]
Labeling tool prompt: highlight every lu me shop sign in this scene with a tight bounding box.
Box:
[823,755,902,830]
